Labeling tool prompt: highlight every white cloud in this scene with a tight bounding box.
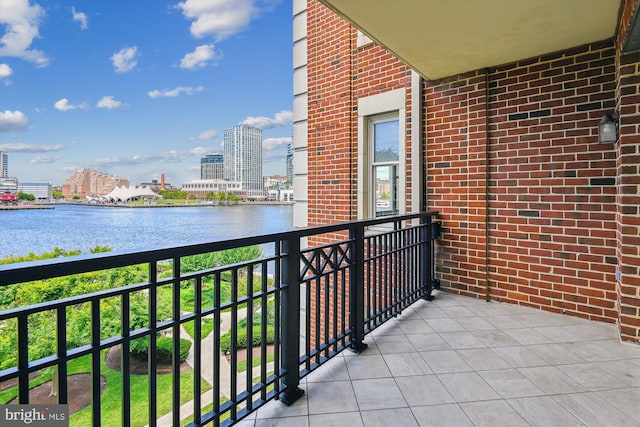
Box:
[189,146,211,155]
[0,110,29,132]
[177,0,277,41]
[180,44,218,70]
[190,130,218,140]
[54,98,74,111]
[262,136,290,150]
[31,155,60,163]
[242,110,293,129]
[0,63,12,78]
[94,151,185,167]
[92,146,212,169]
[148,85,204,98]
[54,98,88,111]
[0,0,49,66]
[0,142,64,152]
[71,6,88,30]
[111,46,138,73]
[97,96,123,109]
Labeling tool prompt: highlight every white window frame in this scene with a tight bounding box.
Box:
[357,89,406,220]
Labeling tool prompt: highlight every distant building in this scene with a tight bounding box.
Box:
[182,179,242,197]
[137,179,167,192]
[266,188,294,202]
[0,151,7,178]
[223,125,263,198]
[264,175,288,189]
[17,182,52,200]
[61,169,129,198]
[286,142,293,184]
[0,177,18,192]
[201,154,224,180]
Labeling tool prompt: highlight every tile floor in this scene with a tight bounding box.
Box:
[237,291,640,426]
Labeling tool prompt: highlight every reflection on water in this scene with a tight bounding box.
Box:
[1,204,293,258]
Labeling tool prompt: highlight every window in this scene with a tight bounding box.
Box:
[357,89,406,220]
[370,116,399,217]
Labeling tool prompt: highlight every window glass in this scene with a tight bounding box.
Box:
[373,120,399,162]
[371,117,399,217]
[374,165,397,217]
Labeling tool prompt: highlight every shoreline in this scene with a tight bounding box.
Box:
[0,204,54,210]
[48,201,294,208]
[0,201,294,210]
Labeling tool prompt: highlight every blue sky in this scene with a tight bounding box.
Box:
[0,0,293,187]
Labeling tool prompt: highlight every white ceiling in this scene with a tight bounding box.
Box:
[319,0,622,80]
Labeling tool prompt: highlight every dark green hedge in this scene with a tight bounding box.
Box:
[132,336,191,363]
[220,326,275,353]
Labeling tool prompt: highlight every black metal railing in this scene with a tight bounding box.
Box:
[0,212,439,426]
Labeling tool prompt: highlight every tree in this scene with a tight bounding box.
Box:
[216,246,262,271]
[18,192,35,201]
[0,248,171,373]
[52,190,64,199]
[159,189,189,200]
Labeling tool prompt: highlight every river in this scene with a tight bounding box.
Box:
[0,204,294,259]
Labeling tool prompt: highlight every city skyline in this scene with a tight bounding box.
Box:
[0,0,293,186]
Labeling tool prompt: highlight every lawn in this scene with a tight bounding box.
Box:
[0,351,212,427]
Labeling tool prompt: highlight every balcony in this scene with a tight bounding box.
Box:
[245,292,640,426]
[0,212,442,426]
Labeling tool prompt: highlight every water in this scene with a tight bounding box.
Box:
[0,204,294,259]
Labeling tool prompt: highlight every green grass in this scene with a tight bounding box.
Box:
[236,354,275,373]
[0,351,211,427]
[182,317,216,340]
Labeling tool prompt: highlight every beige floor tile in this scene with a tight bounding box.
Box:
[518,366,587,394]
[309,412,363,427]
[360,408,418,427]
[552,392,639,427]
[395,374,455,406]
[478,369,545,399]
[383,352,433,376]
[307,380,357,415]
[460,400,529,427]
[352,378,407,411]
[344,354,391,379]
[437,372,501,402]
[420,349,473,373]
[507,396,584,427]
[411,403,474,427]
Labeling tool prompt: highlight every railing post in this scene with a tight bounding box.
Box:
[422,215,435,301]
[431,218,441,291]
[349,224,368,353]
[279,236,304,405]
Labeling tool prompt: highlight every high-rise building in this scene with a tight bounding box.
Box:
[223,125,263,197]
[201,154,224,180]
[286,142,293,184]
[0,151,7,178]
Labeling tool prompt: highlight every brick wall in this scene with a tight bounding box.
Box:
[306,1,638,342]
[615,0,640,342]
[306,1,413,233]
[426,42,620,325]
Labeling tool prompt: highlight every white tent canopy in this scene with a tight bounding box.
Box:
[101,185,162,202]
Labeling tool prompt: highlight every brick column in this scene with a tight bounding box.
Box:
[425,71,490,299]
[616,0,640,343]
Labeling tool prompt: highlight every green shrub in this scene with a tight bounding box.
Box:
[132,336,191,363]
[220,326,275,353]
